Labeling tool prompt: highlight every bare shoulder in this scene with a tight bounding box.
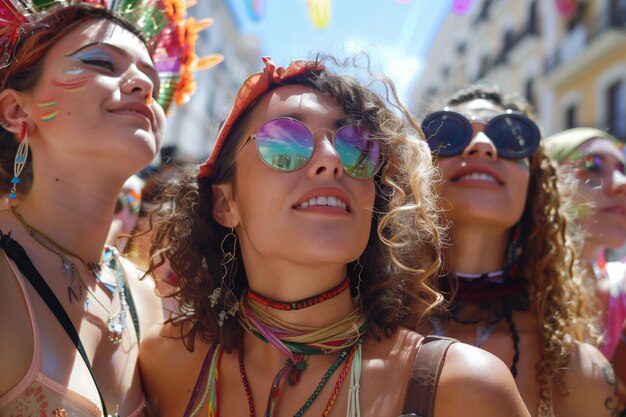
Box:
[436,342,530,417]
[139,321,198,381]
[554,341,619,417]
[140,321,213,416]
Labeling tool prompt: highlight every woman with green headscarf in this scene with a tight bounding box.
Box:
[545,127,626,380]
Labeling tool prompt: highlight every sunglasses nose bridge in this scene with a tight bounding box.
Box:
[461,130,498,160]
[307,127,344,178]
[310,126,336,144]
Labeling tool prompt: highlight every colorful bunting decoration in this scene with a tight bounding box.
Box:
[245,0,265,21]
[452,0,473,15]
[307,0,331,30]
[555,0,578,18]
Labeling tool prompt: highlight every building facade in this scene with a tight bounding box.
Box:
[410,0,626,139]
[161,0,261,162]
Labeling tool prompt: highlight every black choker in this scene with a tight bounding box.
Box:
[433,271,529,378]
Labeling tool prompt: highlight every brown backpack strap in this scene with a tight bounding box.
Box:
[401,335,456,417]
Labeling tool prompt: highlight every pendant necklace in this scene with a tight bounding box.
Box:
[12,207,128,344]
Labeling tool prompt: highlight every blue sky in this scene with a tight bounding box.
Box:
[225,0,455,101]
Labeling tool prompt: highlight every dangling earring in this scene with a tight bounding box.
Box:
[10,122,28,200]
[354,258,364,306]
[210,227,240,326]
[503,222,523,277]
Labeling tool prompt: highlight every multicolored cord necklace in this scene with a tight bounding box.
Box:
[231,281,367,417]
[237,332,360,417]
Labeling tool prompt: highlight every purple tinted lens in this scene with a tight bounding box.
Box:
[335,125,382,178]
[255,118,314,171]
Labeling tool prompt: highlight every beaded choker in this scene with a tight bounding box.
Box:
[246,276,350,311]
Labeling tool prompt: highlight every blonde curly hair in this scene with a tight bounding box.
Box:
[148,56,445,352]
[439,86,599,415]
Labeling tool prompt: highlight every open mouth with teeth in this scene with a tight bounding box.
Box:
[294,196,350,212]
[452,172,503,185]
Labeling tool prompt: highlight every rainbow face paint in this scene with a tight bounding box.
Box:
[54,48,116,92]
[51,78,88,93]
[37,100,58,122]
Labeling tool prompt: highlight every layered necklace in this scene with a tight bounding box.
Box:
[12,207,129,344]
[197,277,367,417]
[431,269,529,378]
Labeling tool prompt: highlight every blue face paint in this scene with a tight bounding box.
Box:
[515,158,529,171]
[68,48,115,71]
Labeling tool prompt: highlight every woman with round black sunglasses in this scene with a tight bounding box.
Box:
[422,108,541,159]
[419,85,615,417]
[139,59,529,417]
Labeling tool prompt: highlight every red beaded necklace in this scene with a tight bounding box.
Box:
[246,276,351,311]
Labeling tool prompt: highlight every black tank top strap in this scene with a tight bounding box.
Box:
[0,230,111,417]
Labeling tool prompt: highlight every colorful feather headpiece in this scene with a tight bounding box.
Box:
[0,0,223,113]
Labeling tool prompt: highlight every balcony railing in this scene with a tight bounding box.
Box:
[544,8,626,75]
[472,14,540,81]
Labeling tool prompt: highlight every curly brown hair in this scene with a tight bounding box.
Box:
[441,85,598,415]
[149,57,445,352]
[0,4,147,196]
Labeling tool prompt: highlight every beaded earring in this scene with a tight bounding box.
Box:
[210,227,240,326]
[10,122,28,200]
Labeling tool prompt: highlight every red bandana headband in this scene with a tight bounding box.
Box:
[197,56,325,179]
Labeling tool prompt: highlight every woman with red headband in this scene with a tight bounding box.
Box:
[0,1,218,416]
[419,86,616,416]
[140,57,530,417]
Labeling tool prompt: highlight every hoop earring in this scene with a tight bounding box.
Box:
[210,227,240,326]
[354,258,364,306]
[10,122,28,200]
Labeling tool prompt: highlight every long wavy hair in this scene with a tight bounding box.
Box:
[441,86,599,415]
[149,57,445,352]
[0,4,147,195]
